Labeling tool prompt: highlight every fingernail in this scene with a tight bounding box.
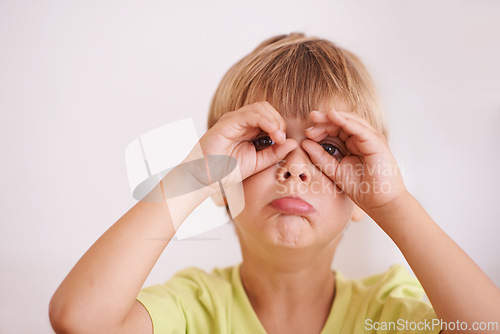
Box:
[305,126,314,131]
[310,110,321,114]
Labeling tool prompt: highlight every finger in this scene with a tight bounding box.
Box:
[300,139,339,180]
[309,109,374,142]
[337,111,388,146]
[243,101,286,138]
[326,109,372,142]
[305,118,357,148]
[242,104,276,127]
[307,110,381,156]
[308,110,331,123]
[326,110,382,156]
[258,101,287,135]
[335,110,375,129]
[226,105,284,144]
[334,112,380,143]
[309,109,375,136]
[304,117,345,140]
[309,109,373,129]
[254,139,298,174]
[344,134,380,157]
[242,102,286,144]
[244,111,286,145]
[308,110,350,140]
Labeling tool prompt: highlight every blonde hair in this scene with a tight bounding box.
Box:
[207,32,388,139]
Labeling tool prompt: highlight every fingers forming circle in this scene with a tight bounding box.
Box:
[246,102,287,143]
[259,101,287,133]
[308,109,385,157]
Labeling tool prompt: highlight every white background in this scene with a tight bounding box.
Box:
[1,0,499,332]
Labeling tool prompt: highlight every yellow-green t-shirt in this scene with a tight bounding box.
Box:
[137,263,440,333]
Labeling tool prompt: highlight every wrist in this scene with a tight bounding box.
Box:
[160,160,219,200]
[365,190,414,227]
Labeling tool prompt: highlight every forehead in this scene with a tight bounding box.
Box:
[279,117,314,143]
[283,116,314,132]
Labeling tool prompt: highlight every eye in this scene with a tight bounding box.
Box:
[319,142,345,162]
[252,134,275,151]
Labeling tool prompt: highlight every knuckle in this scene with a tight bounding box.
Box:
[259,101,274,111]
[218,112,232,123]
[242,103,259,113]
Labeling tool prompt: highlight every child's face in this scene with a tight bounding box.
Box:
[233,110,362,251]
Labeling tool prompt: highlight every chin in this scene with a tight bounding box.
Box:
[269,215,315,248]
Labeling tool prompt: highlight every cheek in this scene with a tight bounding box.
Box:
[311,175,355,220]
[242,165,278,193]
[241,175,259,202]
[308,170,344,197]
[233,174,270,227]
[323,193,354,216]
[240,172,271,208]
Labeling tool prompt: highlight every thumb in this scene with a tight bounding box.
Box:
[300,139,340,181]
[254,139,298,174]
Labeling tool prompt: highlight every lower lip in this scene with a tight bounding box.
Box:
[270,198,314,215]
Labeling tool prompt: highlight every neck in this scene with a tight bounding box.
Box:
[239,239,338,321]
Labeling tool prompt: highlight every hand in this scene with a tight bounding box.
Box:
[301,109,407,214]
[193,101,297,188]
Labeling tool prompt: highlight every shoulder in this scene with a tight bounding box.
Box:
[172,265,235,289]
[139,265,237,309]
[180,265,236,283]
[338,264,438,328]
[141,265,236,297]
[349,264,425,299]
[136,265,239,333]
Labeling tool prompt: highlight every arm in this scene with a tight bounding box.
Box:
[302,108,500,334]
[49,158,217,334]
[367,191,500,334]
[49,101,296,334]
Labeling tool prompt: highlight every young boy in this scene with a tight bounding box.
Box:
[49,33,500,334]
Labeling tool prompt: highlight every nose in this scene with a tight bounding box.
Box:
[276,150,312,184]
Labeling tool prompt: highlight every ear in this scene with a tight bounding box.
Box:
[351,204,365,223]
